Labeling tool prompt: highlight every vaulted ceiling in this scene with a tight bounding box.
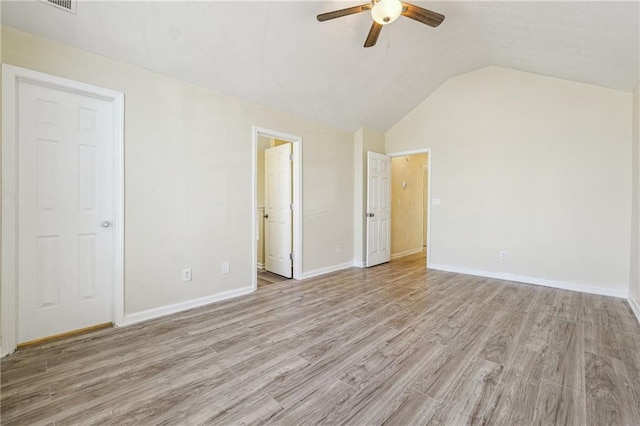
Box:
[3,1,639,132]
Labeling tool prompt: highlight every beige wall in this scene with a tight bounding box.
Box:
[630,82,640,306]
[353,127,385,266]
[2,26,355,315]
[391,154,427,257]
[387,66,632,294]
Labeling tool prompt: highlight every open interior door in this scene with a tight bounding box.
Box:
[265,143,293,278]
[366,151,391,267]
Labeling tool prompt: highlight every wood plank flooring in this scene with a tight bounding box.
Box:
[257,269,290,288]
[2,253,640,425]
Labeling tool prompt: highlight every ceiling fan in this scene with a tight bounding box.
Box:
[317,0,445,48]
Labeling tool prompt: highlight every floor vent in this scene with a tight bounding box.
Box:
[41,0,76,14]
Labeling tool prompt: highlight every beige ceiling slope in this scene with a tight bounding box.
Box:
[2,1,638,132]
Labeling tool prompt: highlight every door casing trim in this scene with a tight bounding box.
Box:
[1,64,125,356]
[252,126,302,290]
[387,148,432,268]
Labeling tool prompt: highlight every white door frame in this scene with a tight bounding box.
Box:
[387,148,432,268]
[422,164,429,249]
[1,64,125,356]
[252,126,302,290]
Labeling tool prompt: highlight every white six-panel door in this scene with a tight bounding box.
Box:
[18,80,114,343]
[265,144,293,278]
[366,151,391,267]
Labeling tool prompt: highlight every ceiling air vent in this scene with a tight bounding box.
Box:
[41,0,76,14]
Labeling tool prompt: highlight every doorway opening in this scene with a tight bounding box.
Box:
[252,127,302,291]
[388,149,431,267]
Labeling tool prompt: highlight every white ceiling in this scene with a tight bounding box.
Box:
[3,1,639,132]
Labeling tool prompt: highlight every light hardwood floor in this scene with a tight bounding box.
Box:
[2,253,640,425]
[257,269,290,288]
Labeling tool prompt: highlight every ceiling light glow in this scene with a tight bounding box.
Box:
[371,0,403,25]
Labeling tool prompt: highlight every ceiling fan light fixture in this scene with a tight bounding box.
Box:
[371,0,403,25]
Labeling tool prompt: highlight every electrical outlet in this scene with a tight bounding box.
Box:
[182,268,192,282]
[336,245,341,253]
[432,198,441,205]
[221,261,230,274]
[500,251,508,260]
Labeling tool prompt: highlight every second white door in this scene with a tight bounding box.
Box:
[17,79,115,343]
[265,144,293,278]
[366,151,391,267]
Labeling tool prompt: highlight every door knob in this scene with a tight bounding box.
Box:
[264,213,269,219]
[366,213,375,217]
[101,221,111,228]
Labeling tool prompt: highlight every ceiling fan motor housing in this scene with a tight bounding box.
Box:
[371,0,403,25]
[316,1,444,48]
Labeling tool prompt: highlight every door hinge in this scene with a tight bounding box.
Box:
[290,203,294,211]
[289,154,294,161]
[289,252,294,261]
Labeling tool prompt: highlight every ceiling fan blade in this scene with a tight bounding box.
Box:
[317,4,372,22]
[364,22,383,48]
[401,3,445,27]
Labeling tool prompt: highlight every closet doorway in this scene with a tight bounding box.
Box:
[389,151,430,263]
[253,127,302,289]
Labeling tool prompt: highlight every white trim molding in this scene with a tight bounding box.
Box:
[386,148,431,157]
[386,148,432,269]
[391,247,424,260]
[429,263,628,299]
[120,286,254,327]
[251,126,303,291]
[628,296,640,325]
[1,65,125,357]
[301,262,354,280]
[353,260,366,268]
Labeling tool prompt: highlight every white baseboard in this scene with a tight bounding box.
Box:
[391,247,424,260]
[628,296,640,325]
[301,262,354,280]
[118,285,254,327]
[429,263,628,299]
[353,260,366,268]
[257,262,264,270]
